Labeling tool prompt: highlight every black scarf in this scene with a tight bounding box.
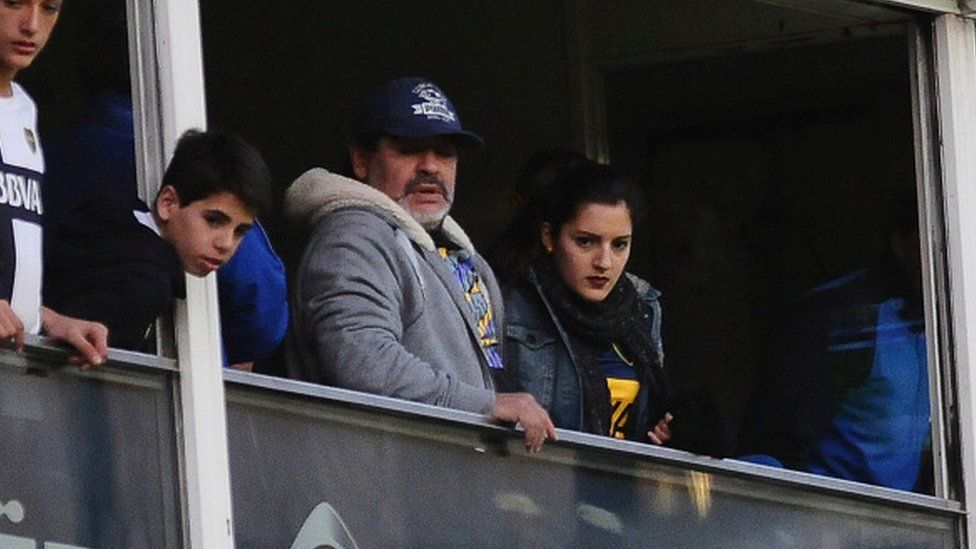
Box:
[534,259,670,438]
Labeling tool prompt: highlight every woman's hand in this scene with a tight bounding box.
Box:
[647,412,673,445]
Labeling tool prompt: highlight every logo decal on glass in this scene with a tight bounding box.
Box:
[0,500,89,548]
[0,500,24,524]
[290,502,360,549]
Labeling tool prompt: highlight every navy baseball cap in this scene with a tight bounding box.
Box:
[350,77,484,148]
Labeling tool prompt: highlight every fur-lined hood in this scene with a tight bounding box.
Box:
[284,168,475,252]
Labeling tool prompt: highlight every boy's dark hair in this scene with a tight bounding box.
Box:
[161,129,272,214]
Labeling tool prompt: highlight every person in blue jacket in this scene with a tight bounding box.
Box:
[502,161,673,443]
[217,218,287,369]
[740,193,929,492]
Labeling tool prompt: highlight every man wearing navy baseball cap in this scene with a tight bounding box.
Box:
[285,77,556,453]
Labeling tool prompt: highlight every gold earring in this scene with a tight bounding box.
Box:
[545,246,553,254]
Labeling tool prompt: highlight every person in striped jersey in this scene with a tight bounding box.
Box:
[0,0,107,369]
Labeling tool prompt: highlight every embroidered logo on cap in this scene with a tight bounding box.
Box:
[23,128,36,154]
[410,82,456,123]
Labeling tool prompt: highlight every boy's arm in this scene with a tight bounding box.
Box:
[40,306,108,370]
[45,199,182,352]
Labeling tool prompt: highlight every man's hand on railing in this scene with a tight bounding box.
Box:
[490,392,558,453]
[41,307,108,371]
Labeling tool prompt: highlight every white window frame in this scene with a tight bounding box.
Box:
[121,1,975,547]
[932,12,976,546]
[908,21,953,499]
[127,0,235,547]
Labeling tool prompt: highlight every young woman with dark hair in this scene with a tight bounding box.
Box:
[502,161,673,444]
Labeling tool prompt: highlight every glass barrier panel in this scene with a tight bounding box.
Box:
[226,376,960,548]
[0,350,182,549]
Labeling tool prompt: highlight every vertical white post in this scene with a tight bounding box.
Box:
[152,0,235,547]
[909,24,951,499]
[933,14,976,544]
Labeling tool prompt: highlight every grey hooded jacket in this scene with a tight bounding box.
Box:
[284,168,500,414]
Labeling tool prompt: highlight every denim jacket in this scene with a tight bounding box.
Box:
[503,270,665,438]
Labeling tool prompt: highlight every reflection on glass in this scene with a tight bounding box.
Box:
[576,503,624,534]
[493,493,542,517]
[688,470,713,518]
[0,362,181,547]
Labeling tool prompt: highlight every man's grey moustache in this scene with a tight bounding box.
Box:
[404,177,448,196]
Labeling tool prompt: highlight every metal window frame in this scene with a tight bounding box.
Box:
[932,13,976,546]
[120,1,976,547]
[909,20,954,501]
[874,0,969,15]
